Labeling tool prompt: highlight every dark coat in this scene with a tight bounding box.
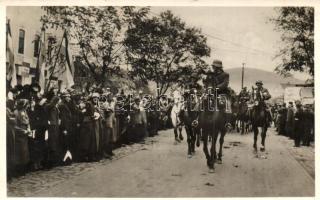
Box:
[44,97,62,164]
[203,71,229,92]
[294,107,304,136]
[59,101,73,133]
[27,103,48,164]
[45,97,60,126]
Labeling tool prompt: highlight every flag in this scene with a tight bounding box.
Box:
[6,19,16,88]
[58,31,74,90]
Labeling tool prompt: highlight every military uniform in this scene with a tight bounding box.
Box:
[238,89,250,102]
[251,80,272,126]
[203,71,229,94]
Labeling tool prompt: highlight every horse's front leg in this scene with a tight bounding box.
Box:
[253,125,258,151]
[209,132,218,173]
[202,129,210,167]
[195,127,200,147]
[178,125,184,141]
[186,126,192,158]
[217,130,226,164]
[260,126,267,151]
[173,127,180,143]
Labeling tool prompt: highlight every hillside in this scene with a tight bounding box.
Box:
[225,68,304,97]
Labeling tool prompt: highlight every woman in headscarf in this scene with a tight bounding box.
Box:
[13,99,31,175]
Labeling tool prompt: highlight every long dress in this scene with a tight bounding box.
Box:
[78,102,99,161]
[7,107,16,178]
[14,109,30,167]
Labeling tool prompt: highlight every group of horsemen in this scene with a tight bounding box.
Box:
[171,59,272,136]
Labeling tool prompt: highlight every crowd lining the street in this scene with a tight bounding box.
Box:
[272,102,314,147]
[6,82,315,180]
[6,83,174,180]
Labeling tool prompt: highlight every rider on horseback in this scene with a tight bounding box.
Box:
[203,59,230,112]
[251,80,272,127]
[203,60,229,95]
[239,87,250,102]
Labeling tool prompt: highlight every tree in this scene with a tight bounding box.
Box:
[271,7,314,77]
[41,6,149,85]
[124,10,210,95]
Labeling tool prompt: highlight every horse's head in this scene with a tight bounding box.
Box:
[199,87,216,111]
[183,91,199,112]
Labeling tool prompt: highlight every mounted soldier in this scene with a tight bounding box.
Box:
[203,59,230,113]
[237,87,251,134]
[250,80,272,151]
[238,87,250,103]
[250,80,272,126]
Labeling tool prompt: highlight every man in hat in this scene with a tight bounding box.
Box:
[203,59,229,94]
[203,59,231,114]
[251,80,272,126]
[302,104,314,146]
[293,100,304,147]
[286,102,295,138]
[58,90,75,164]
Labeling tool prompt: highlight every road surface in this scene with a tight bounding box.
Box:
[8,128,314,197]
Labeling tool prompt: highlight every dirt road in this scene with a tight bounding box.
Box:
[8,128,314,197]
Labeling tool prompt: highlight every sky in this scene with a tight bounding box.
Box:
[151,7,310,80]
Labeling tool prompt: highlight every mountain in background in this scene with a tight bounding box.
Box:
[225,68,304,97]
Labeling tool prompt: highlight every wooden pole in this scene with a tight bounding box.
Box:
[241,63,245,89]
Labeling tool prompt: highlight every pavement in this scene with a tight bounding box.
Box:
[7,127,315,197]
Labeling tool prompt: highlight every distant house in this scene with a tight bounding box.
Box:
[281,82,314,105]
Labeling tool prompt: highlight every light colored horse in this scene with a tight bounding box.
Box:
[171,90,184,143]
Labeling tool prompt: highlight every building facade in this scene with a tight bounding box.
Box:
[6,7,63,86]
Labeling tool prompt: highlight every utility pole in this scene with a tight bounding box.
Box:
[241,63,245,89]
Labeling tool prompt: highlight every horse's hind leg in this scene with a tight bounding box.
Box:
[260,127,267,151]
[217,131,226,164]
[179,126,184,141]
[209,132,218,172]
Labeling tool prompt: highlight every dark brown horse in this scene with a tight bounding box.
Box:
[250,89,269,152]
[179,92,201,158]
[237,99,250,134]
[198,88,227,173]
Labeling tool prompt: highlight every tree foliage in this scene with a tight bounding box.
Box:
[272,7,314,77]
[124,10,210,95]
[41,6,150,84]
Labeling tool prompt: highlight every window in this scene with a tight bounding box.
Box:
[33,34,40,57]
[18,29,25,54]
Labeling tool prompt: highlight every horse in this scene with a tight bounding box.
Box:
[198,88,228,173]
[237,98,250,134]
[250,89,269,152]
[170,97,184,143]
[179,92,201,158]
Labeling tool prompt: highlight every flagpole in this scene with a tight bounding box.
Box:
[35,25,45,83]
[45,30,66,92]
